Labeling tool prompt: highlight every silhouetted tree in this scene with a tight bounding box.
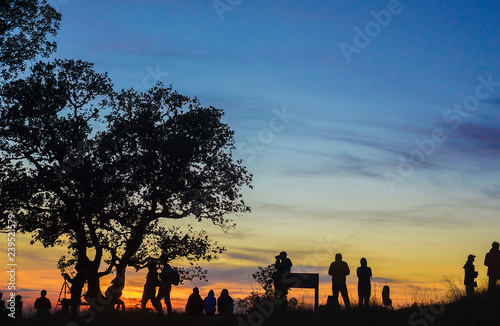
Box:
[0,59,252,301]
[131,226,226,283]
[1,0,61,80]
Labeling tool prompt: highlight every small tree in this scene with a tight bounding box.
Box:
[252,264,277,298]
[238,264,298,313]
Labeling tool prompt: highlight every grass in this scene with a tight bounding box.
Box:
[3,284,500,325]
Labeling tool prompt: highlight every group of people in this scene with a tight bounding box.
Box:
[463,241,500,297]
[185,288,234,315]
[3,242,500,319]
[327,253,381,310]
[325,241,500,310]
[140,258,234,315]
[270,251,391,310]
[140,258,179,314]
[272,243,500,312]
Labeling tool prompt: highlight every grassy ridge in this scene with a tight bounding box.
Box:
[4,289,500,325]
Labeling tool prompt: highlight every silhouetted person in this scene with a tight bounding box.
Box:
[156,258,173,314]
[185,287,204,315]
[62,263,87,315]
[140,261,162,312]
[357,257,372,310]
[0,292,6,319]
[105,278,125,311]
[34,290,52,324]
[273,251,293,303]
[484,241,500,293]
[15,295,22,319]
[328,253,351,309]
[204,289,216,315]
[382,285,392,309]
[464,254,478,297]
[217,289,234,315]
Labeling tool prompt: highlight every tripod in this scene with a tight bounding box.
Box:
[56,279,72,314]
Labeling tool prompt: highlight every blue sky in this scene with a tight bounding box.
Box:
[3,0,499,306]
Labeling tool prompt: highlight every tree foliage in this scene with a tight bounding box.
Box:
[130,225,226,283]
[0,0,61,79]
[0,59,252,298]
[252,263,277,298]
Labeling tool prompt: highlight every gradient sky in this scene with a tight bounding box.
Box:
[2,0,500,311]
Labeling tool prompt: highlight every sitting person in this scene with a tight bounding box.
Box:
[185,287,204,315]
[0,292,7,319]
[204,289,216,315]
[105,278,125,311]
[15,295,23,319]
[217,289,234,315]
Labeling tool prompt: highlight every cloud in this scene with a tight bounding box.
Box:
[452,122,500,152]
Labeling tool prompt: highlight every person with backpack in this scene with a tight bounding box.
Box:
[156,258,180,314]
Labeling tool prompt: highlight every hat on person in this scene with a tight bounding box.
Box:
[468,254,475,260]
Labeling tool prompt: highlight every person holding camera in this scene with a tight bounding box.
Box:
[62,263,87,315]
[464,254,478,297]
[273,251,293,303]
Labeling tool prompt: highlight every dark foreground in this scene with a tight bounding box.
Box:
[4,292,500,326]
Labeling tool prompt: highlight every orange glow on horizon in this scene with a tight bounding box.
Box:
[1,229,478,314]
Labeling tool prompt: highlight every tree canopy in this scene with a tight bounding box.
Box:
[0,0,61,79]
[0,59,252,297]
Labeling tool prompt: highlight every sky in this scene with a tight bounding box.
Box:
[2,0,500,312]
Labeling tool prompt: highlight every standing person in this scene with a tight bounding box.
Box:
[273,251,293,302]
[204,290,216,315]
[356,257,372,310]
[34,290,52,324]
[156,258,179,314]
[62,263,87,315]
[484,241,500,293]
[328,253,351,309]
[464,254,478,297]
[217,289,234,315]
[140,261,161,312]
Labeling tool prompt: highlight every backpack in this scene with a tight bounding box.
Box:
[170,269,180,286]
[163,269,180,286]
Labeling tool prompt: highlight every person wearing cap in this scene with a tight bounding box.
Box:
[484,241,500,293]
[463,254,478,297]
[328,253,351,309]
